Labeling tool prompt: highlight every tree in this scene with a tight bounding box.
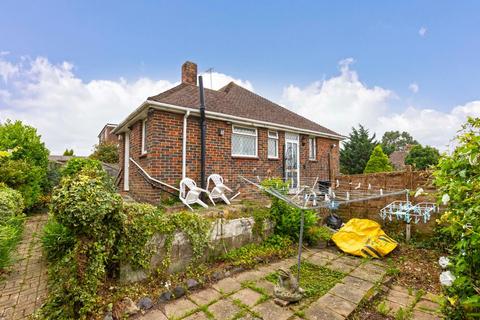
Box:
[380,131,418,155]
[90,142,119,164]
[340,125,377,174]
[63,149,74,156]
[0,120,50,208]
[364,145,393,173]
[405,145,440,170]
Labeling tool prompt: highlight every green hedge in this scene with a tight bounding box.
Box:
[0,184,25,270]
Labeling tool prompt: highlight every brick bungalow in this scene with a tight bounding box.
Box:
[98,123,118,145]
[112,61,343,204]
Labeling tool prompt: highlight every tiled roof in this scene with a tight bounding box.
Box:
[148,82,341,138]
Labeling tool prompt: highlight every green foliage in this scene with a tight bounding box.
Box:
[60,158,103,178]
[340,124,377,174]
[380,131,418,155]
[51,168,122,238]
[306,225,333,244]
[434,117,480,318]
[260,177,289,194]
[41,218,75,262]
[0,120,49,208]
[265,261,344,299]
[364,145,393,173]
[63,149,74,156]
[219,235,295,268]
[90,142,119,164]
[405,145,440,170]
[0,185,25,270]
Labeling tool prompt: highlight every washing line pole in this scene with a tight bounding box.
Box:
[297,209,305,283]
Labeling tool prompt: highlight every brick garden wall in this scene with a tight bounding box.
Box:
[335,168,438,233]
[118,108,340,205]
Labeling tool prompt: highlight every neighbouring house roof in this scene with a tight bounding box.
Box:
[113,82,343,140]
[98,123,118,138]
[389,150,408,170]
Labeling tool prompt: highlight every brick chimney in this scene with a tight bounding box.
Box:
[181,61,197,85]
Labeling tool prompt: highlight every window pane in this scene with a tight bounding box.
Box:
[268,138,278,158]
[268,130,278,138]
[232,133,256,156]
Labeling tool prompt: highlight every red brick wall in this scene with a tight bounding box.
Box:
[118,109,340,204]
[99,126,118,145]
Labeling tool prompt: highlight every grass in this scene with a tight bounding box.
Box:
[0,216,25,271]
[265,261,345,299]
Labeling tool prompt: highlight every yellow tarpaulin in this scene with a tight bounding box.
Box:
[331,218,398,258]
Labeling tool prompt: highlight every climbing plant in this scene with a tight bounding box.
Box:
[434,117,480,319]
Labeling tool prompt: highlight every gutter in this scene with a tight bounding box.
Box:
[113,100,346,140]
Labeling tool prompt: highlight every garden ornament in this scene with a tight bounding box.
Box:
[273,268,304,302]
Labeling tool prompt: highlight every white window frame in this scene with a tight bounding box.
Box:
[309,137,316,160]
[231,125,258,157]
[141,119,147,155]
[268,130,279,159]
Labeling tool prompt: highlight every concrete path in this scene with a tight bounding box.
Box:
[0,215,48,320]
[136,248,390,320]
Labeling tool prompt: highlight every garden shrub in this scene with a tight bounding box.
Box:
[60,158,103,179]
[434,117,480,319]
[0,184,25,270]
[219,234,295,268]
[0,120,49,208]
[90,142,119,164]
[261,178,318,243]
[364,145,393,173]
[41,218,75,262]
[51,167,122,237]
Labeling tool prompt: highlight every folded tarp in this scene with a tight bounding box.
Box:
[331,218,397,258]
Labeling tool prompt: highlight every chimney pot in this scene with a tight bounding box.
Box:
[182,61,197,85]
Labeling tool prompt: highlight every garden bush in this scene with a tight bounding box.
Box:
[90,142,119,164]
[0,120,49,208]
[60,158,103,179]
[434,117,480,319]
[261,178,318,243]
[41,218,75,262]
[51,167,122,237]
[0,184,25,270]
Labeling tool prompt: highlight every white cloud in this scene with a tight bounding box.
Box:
[408,82,419,93]
[282,59,480,152]
[0,56,252,155]
[282,58,394,137]
[419,26,427,37]
[198,71,254,91]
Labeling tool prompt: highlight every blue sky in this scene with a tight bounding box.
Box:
[1,1,479,154]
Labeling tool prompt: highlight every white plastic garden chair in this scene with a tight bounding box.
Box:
[207,174,233,205]
[179,178,211,211]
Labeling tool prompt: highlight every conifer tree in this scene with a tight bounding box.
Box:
[340,125,377,174]
[364,145,393,173]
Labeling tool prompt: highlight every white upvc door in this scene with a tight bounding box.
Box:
[285,132,300,192]
[123,132,130,191]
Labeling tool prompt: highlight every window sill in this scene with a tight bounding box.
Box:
[309,159,318,162]
[139,153,148,158]
[232,155,259,160]
[268,157,280,160]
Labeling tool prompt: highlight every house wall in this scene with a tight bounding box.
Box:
[119,108,340,204]
[99,126,118,145]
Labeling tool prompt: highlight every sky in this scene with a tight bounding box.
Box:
[0,1,479,155]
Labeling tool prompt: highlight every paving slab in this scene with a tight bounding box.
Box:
[348,267,384,283]
[208,299,240,320]
[312,293,356,318]
[329,283,366,304]
[140,309,168,320]
[412,309,442,320]
[189,288,222,306]
[358,262,387,275]
[414,298,441,314]
[342,275,375,291]
[163,297,198,319]
[384,300,407,315]
[233,270,265,283]
[229,288,263,307]
[326,260,356,273]
[252,300,294,320]
[212,277,242,294]
[304,299,345,320]
[250,280,275,296]
[182,311,209,320]
[308,254,330,267]
[385,288,415,307]
[335,255,362,267]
